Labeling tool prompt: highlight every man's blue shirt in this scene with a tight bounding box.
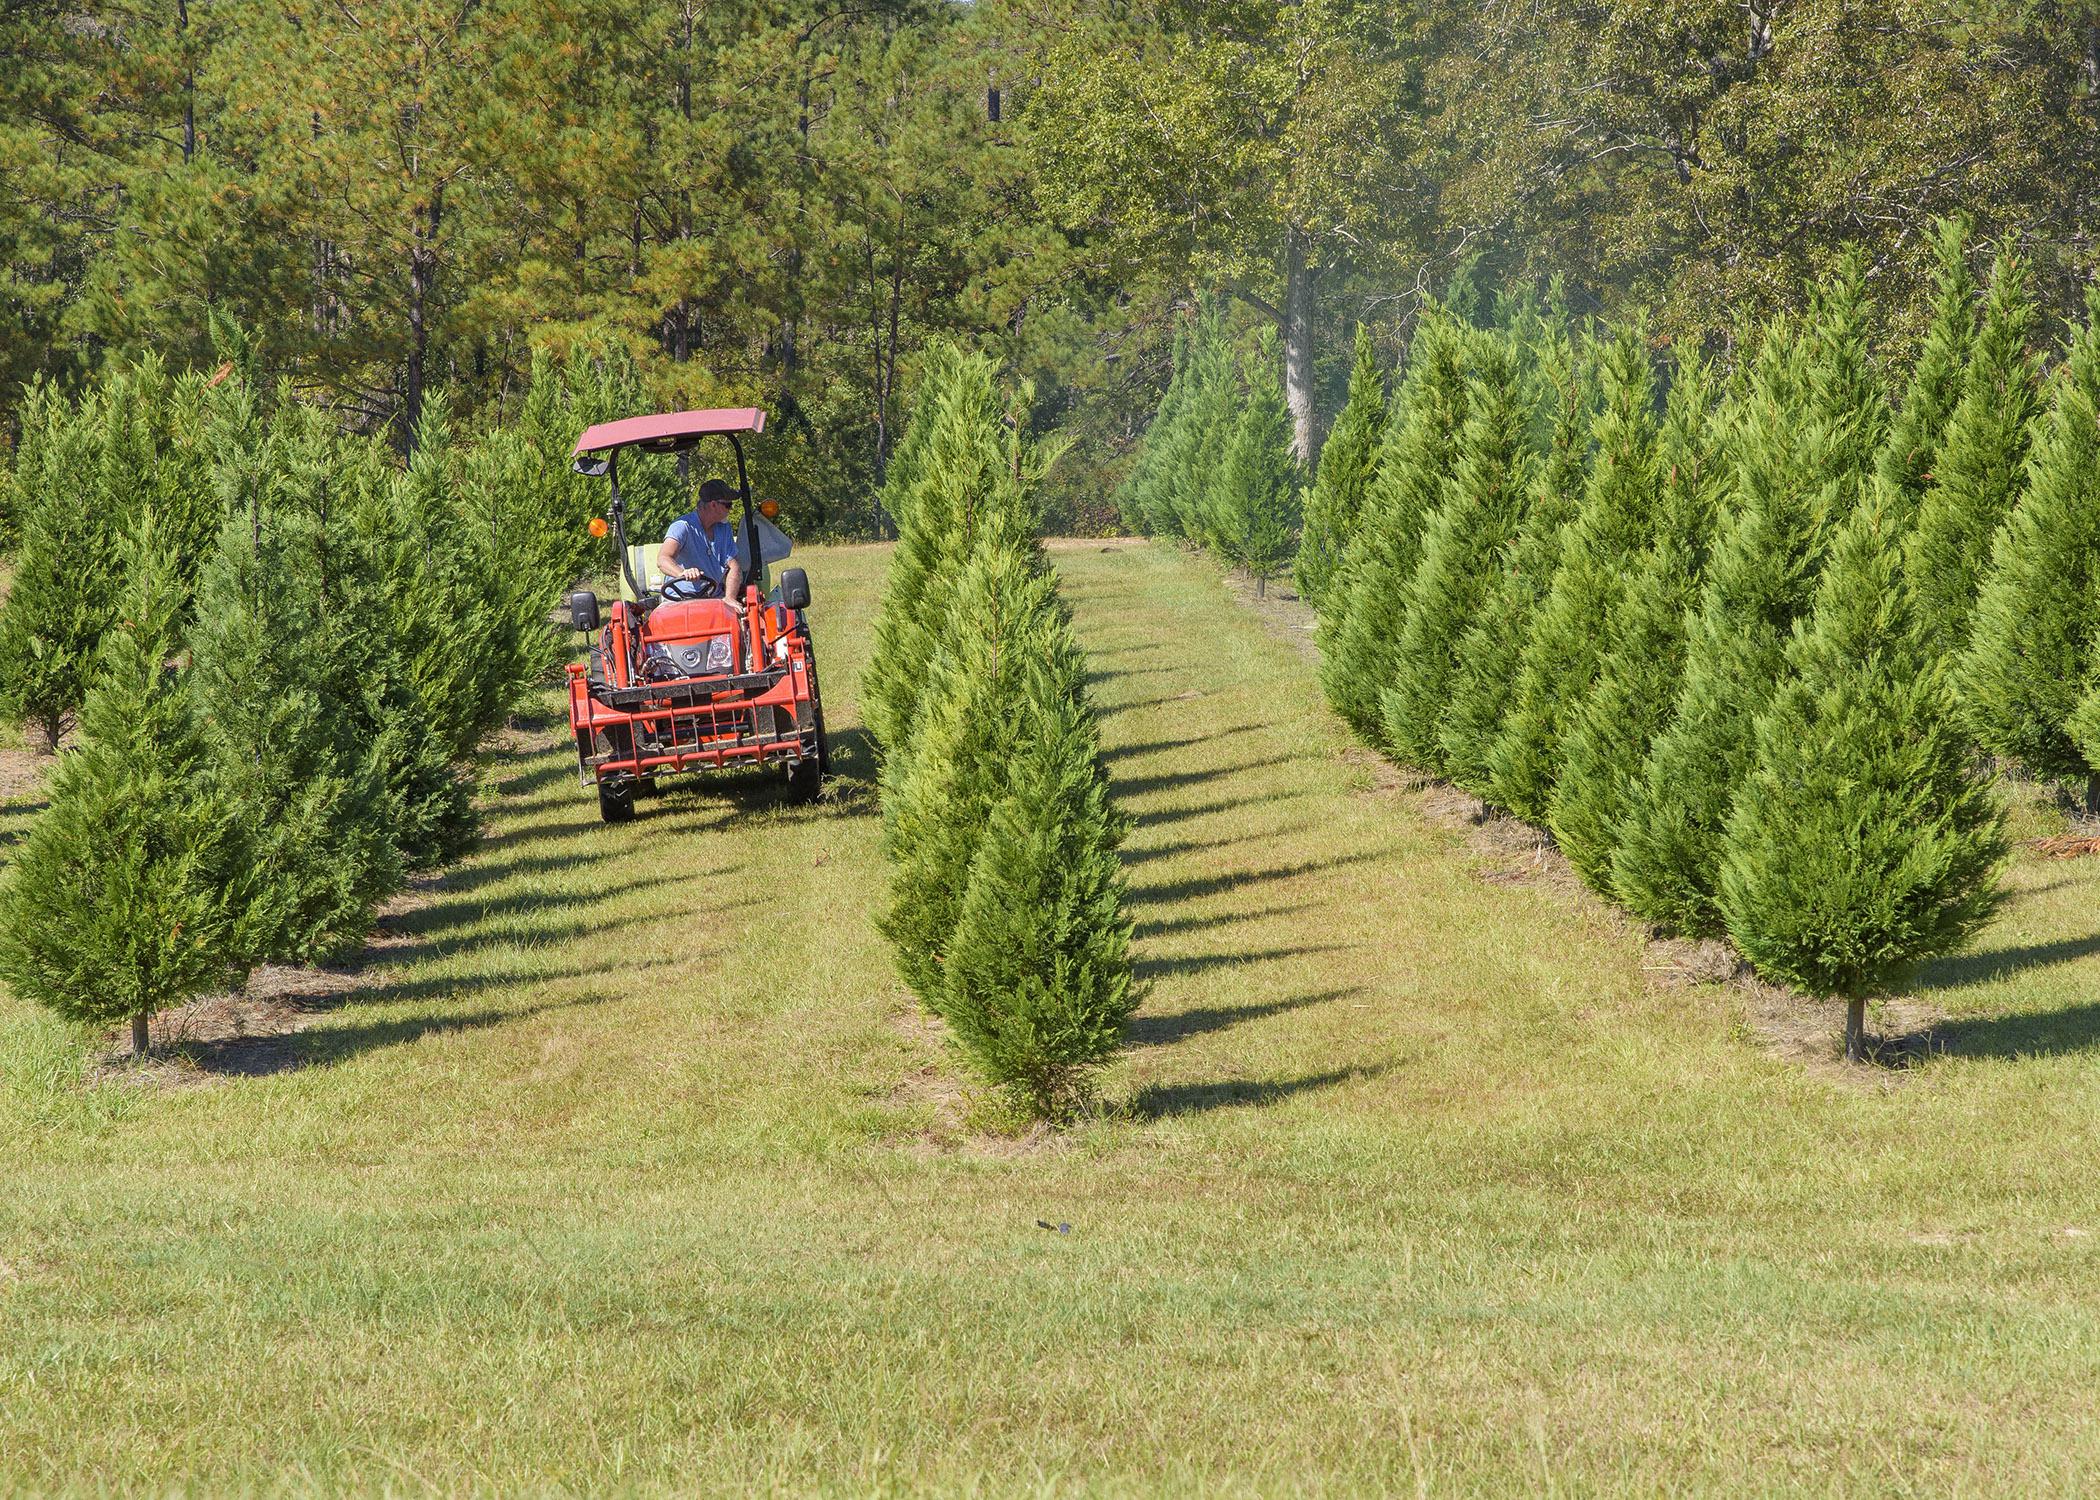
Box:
[665,511,737,585]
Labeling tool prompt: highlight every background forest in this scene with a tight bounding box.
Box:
[5,0,2100,531]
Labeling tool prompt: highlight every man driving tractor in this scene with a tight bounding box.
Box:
[658,477,745,603]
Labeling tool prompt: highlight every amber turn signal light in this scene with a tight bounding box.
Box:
[758,499,781,519]
[587,517,609,538]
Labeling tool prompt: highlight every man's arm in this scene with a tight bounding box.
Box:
[657,530,702,583]
[723,555,745,604]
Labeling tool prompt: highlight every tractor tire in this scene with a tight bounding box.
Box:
[598,778,636,823]
[787,755,822,805]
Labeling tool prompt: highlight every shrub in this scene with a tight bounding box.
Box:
[1296,324,1387,608]
[0,509,248,1056]
[1486,323,1661,823]
[1318,308,1472,744]
[1961,285,2100,795]
[1719,494,2005,1061]
[1380,330,1534,773]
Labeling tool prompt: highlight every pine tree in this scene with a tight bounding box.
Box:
[1296,323,1387,608]
[864,348,1015,761]
[1962,286,2100,796]
[1116,319,1194,536]
[1318,309,1472,744]
[1439,328,1588,798]
[1174,325,1242,550]
[1486,323,1661,823]
[939,649,1136,1119]
[1380,332,1534,772]
[1614,270,1886,935]
[1875,217,1977,515]
[1212,336,1301,595]
[0,510,247,1056]
[187,482,403,967]
[1719,494,2005,1062]
[879,536,1071,1002]
[1549,353,1727,895]
[1905,250,2043,661]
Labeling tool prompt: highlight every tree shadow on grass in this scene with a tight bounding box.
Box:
[1127,850,1377,909]
[1131,1061,1391,1119]
[1912,932,2100,994]
[1126,987,1357,1049]
[177,993,617,1077]
[1134,787,1313,831]
[1135,943,1352,982]
[1931,1000,2100,1060]
[1133,899,1315,941]
[1111,754,1296,801]
[1103,724,1270,762]
[490,755,578,799]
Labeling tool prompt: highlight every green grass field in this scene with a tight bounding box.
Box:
[4,540,2100,1494]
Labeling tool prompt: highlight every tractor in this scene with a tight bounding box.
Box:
[563,408,829,823]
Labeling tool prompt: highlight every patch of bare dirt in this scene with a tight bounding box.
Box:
[1043,536,1147,553]
[0,745,51,805]
[884,1005,1071,1156]
[1217,570,1320,661]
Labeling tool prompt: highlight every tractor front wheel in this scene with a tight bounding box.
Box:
[787,755,822,805]
[598,777,636,824]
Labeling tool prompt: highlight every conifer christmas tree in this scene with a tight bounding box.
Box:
[0,509,247,1056]
[1614,275,1885,934]
[879,533,1069,1003]
[1318,309,1472,744]
[187,475,403,966]
[1961,286,2100,797]
[1905,251,2043,662]
[1439,327,1587,798]
[1550,354,1726,895]
[1720,495,2005,1062]
[1874,217,1977,515]
[1175,325,1242,550]
[1380,331,1534,772]
[1486,324,1661,823]
[1117,320,1195,536]
[1212,335,1301,595]
[1296,324,1387,608]
[939,650,1136,1118]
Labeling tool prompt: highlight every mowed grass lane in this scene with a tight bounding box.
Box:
[1,540,2098,1493]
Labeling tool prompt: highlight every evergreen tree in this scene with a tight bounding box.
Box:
[1173,324,1242,549]
[187,481,403,967]
[1296,323,1387,608]
[1486,323,1661,823]
[1614,272,1886,935]
[880,536,1071,1002]
[1875,216,1977,514]
[0,384,116,749]
[1116,319,1195,535]
[1962,287,2100,795]
[1318,309,1472,744]
[0,510,247,1056]
[1212,336,1302,595]
[1439,327,1587,798]
[1380,332,1534,772]
[1719,494,2005,1062]
[939,650,1136,1119]
[1905,250,2043,660]
[1549,353,1727,894]
[863,348,1014,761]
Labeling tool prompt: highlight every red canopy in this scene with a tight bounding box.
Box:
[572,407,766,456]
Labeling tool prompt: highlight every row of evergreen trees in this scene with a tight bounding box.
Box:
[1116,310,1302,594]
[866,346,1137,1119]
[1129,223,2100,1060]
[0,342,591,1055]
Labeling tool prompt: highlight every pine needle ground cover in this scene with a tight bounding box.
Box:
[4,542,2100,1493]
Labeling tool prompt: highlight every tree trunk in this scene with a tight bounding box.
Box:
[2085,772,2098,819]
[405,193,438,456]
[1282,225,1316,467]
[177,0,195,162]
[1844,997,1866,1064]
[132,1011,149,1057]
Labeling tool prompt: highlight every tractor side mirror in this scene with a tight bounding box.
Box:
[779,568,811,611]
[572,453,611,478]
[568,590,601,632]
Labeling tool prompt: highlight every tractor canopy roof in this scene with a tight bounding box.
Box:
[572,407,767,457]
